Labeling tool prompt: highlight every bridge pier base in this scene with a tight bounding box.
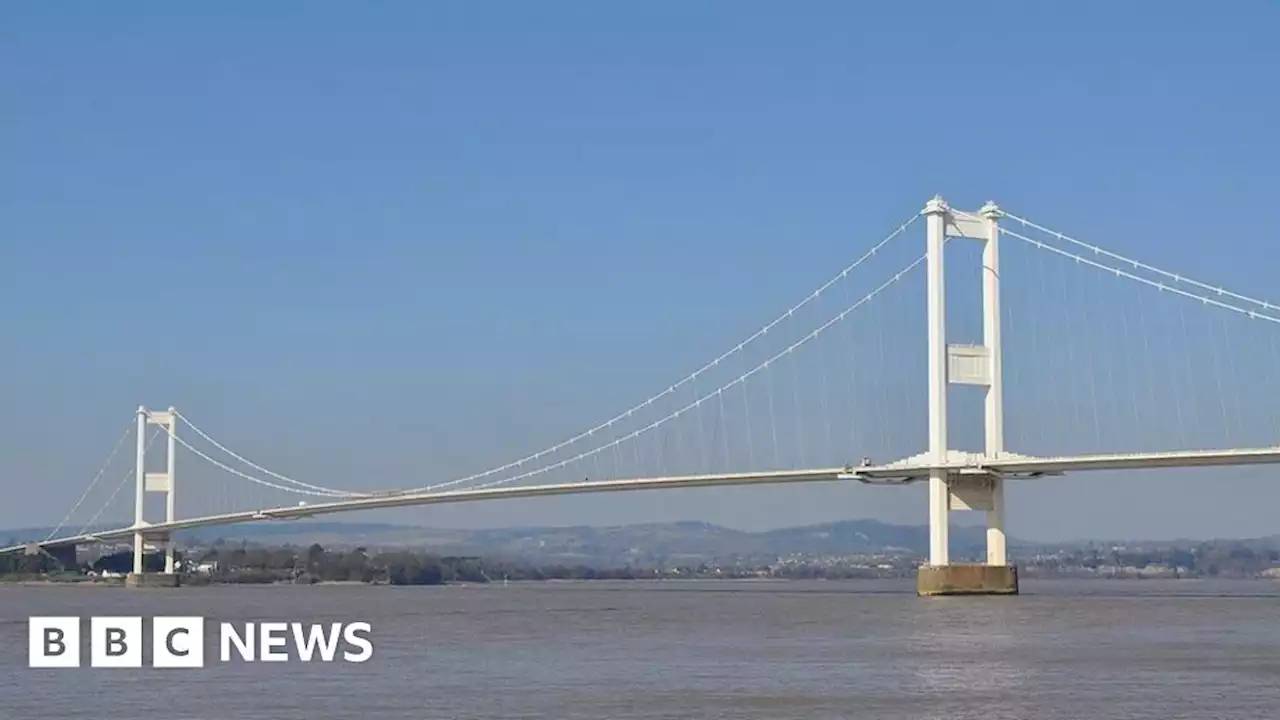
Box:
[917,564,1018,596]
[125,572,180,588]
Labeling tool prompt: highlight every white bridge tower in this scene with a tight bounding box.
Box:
[130,405,181,586]
[917,196,1018,595]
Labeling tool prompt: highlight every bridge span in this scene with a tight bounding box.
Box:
[10,445,1280,557]
[11,195,1280,596]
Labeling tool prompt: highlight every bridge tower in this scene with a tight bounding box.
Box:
[128,405,181,587]
[916,197,1019,596]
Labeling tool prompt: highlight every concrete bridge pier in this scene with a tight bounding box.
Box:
[917,472,1018,595]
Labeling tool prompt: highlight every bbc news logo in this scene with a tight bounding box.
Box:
[29,617,373,668]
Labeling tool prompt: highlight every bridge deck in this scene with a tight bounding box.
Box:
[7,446,1280,554]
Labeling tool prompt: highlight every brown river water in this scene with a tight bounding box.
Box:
[1,579,1277,719]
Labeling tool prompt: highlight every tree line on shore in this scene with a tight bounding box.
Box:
[0,542,904,583]
[191,544,650,585]
[3,538,1278,582]
[0,543,683,584]
[1023,542,1280,578]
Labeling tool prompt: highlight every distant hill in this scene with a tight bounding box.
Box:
[10,519,1275,567]
[3,518,993,565]
[758,519,988,555]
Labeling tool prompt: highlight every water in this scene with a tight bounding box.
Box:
[2,579,1278,719]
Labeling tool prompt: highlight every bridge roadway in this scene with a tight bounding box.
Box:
[7,445,1280,554]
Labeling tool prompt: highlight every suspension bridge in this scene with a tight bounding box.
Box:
[7,196,1279,594]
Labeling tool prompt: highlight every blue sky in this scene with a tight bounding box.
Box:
[3,2,1279,540]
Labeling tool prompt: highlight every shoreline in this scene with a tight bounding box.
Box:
[3,574,1275,589]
